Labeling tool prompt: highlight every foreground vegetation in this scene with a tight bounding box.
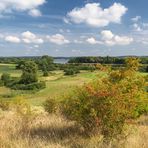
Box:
[0,57,147,148]
[46,58,148,138]
[0,108,147,148]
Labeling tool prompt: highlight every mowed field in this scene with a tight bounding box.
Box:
[0,63,106,106]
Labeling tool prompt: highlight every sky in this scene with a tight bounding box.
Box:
[0,0,148,57]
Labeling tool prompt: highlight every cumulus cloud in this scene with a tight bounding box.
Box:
[101,30,114,40]
[65,2,127,27]
[86,30,133,46]
[28,9,42,17]
[0,0,45,17]
[131,16,141,22]
[46,34,70,45]
[22,31,44,44]
[86,37,102,44]
[133,23,142,32]
[5,36,21,43]
[101,30,133,46]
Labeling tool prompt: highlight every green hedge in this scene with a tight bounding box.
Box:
[10,81,46,90]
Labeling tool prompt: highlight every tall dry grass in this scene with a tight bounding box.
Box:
[0,108,147,148]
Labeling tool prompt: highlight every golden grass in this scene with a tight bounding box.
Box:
[0,107,147,148]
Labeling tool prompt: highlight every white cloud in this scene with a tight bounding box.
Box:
[46,34,70,45]
[142,23,148,27]
[59,29,71,33]
[0,0,45,17]
[114,35,133,45]
[101,30,114,40]
[141,41,148,45]
[136,36,148,45]
[101,30,133,46]
[5,36,21,43]
[63,17,70,24]
[22,31,44,44]
[85,30,133,46]
[22,31,36,39]
[74,39,83,44]
[28,9,42,17]
[86,37,102,45]
[34,45,39,48]
[133,23,142,32]
[131,16,141,22]
[66,2,127,27]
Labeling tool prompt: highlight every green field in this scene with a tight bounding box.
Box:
[0,63,147,106]
[0,64,106,106]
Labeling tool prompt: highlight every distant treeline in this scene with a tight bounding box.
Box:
[68,56,148,64]
[0,56,43,64]
[0,56,148,65]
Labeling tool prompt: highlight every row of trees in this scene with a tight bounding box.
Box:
[0,55,148,65]
[68,56,148,64]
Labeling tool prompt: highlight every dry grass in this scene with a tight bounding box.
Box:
[0,108,147,148]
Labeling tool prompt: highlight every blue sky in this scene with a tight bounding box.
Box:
[0,0,148,57]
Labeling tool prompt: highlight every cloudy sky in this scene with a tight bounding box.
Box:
[0,0,148,57]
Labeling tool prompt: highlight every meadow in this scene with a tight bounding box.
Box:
[0,63,104,106]
[0,63,147,148]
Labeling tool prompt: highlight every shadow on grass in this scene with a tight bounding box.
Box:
[29,124,84,142]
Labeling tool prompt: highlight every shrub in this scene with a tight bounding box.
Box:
[5,78,20,88]
[11,97,31,115]
[1,73,11,86]
[11,81,46,90]
[44,99,57,114]
[43,70,49,77]
[61,58,148,138]
[64,68,80,75]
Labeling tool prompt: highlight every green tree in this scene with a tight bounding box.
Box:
[20,61,38,84]
[16,60,25,69]
[1,73,11,86]
[39,55,54,76]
